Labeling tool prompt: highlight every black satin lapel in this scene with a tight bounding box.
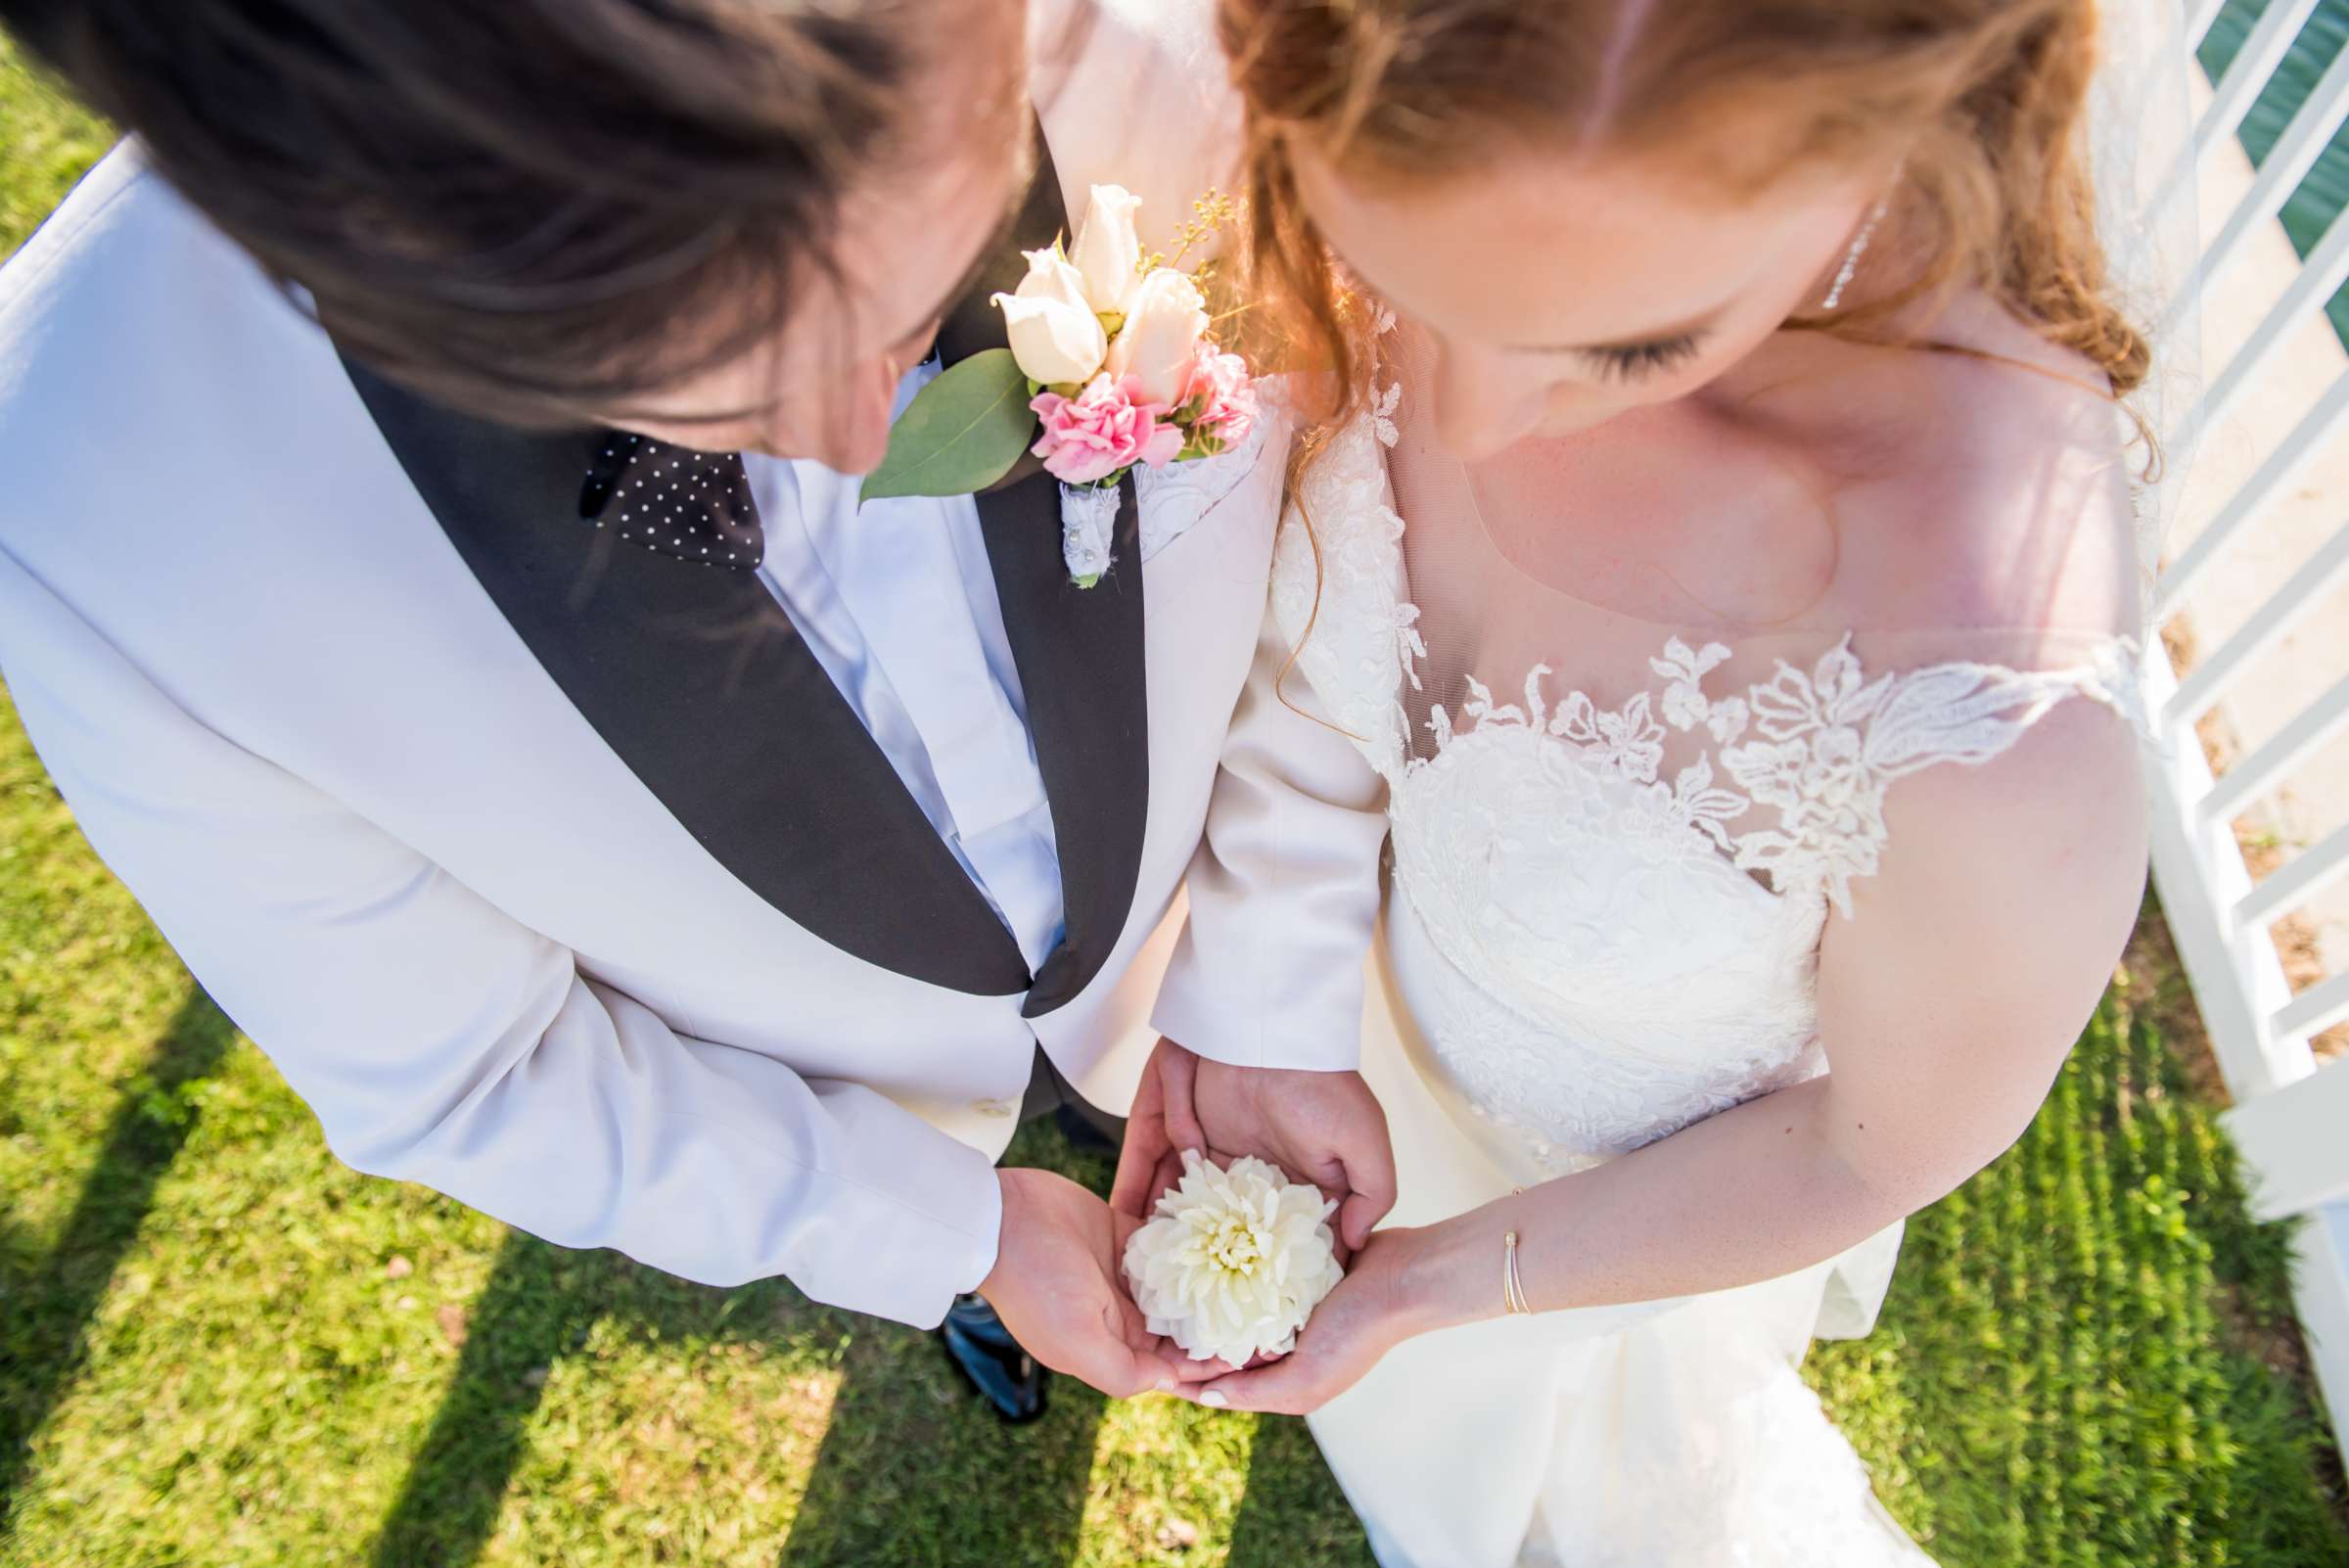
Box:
[944,124,1151,1017]
[979,469,1150,1020]
[341,357,1030,997]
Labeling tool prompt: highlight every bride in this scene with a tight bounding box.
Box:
[1141,0,2189,1562]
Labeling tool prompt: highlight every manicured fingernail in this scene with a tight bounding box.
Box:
[1200,1391,1228,1408]
[1155,1379,1175,1395]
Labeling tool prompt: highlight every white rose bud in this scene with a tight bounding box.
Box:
[1069,183,1144,317]
[1106,267,1209,407]
[992,246,1109,387]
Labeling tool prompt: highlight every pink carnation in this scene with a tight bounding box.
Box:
[1182,343,1258,450]
[1030,374,1183,486]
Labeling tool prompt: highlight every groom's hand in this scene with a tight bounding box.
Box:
[1111,1037,1398,1253]
[978,1167,1197,1399]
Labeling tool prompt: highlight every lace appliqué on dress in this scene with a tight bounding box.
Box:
[1268,412,1421,776]
[1271,394,2144,1176]
[1426,630,2145,919]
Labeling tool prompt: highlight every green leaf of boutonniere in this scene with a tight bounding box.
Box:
[858,348,1036,503]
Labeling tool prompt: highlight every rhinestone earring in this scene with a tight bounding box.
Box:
[1820,189,1896,312]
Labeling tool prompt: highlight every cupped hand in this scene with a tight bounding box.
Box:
[1187,1228,1428,1415]
[979,1166,1210,1397]
[1110,1037,1398,1254]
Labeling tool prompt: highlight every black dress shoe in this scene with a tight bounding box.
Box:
[940,1294,1047,1423]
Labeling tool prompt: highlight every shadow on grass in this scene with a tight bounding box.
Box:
[362,1238,1113,1568]
[0,1014,1369,1568]
[0,988,237,1537]
[367,1230,607,1568]
[774,1329,1107,1568]
[773,1113,1116,1568]
[1228,1413,1374,1568]
[361,1110,1194,1568]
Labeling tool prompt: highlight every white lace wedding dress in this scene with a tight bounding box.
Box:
[1247,348,2143,1567]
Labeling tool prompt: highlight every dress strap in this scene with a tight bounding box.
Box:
[1718,634,2144,917]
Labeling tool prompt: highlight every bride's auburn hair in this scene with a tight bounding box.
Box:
[1221,0,2151,414]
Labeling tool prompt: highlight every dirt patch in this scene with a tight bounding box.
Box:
[2120,901,2230,1106]
[2173,619,2349,1068]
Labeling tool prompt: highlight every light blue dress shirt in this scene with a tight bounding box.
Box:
[744,363,1067,976]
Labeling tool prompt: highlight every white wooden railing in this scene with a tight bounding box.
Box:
[2149,0,2349,1459]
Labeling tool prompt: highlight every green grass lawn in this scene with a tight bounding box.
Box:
[4,33,2348,1568]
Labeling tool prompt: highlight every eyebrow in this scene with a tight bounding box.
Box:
[1511,305,1730,357]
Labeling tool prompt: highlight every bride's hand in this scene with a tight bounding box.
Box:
[1111,1037,1398,1255]
[1185,1229,1431,1415]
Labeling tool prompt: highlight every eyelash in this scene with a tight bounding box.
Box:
[1586,336,1705,383]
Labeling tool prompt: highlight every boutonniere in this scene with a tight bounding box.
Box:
[859,184,1260,588]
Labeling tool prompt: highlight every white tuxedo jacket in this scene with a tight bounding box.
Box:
[0,23,1289,1327]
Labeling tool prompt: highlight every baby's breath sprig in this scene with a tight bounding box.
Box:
[1141,188,1239,289]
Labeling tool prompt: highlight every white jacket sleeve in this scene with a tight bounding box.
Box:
[1152,562,1392,1073]
[0,547,999,1328]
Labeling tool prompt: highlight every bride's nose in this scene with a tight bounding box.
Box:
[1430,345,1553,462]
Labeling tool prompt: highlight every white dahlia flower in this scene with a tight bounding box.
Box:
[1123,1151,1345,1364]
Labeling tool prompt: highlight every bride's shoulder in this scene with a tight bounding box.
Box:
[1032,0,1244,258]
[1826,296,2143,660]
[1799,303,2151,918]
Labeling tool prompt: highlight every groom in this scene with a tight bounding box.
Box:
[0,0,1392,1419]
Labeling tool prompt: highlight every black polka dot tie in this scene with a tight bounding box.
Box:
[578,433,764,571]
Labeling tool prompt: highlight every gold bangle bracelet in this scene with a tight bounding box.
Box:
[1501,1229,1532,1315]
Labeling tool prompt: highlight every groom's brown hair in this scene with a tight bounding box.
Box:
[3,0,962,428]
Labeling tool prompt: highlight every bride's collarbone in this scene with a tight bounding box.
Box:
[1462,352,2130,639]
[1471,409,1843,629]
